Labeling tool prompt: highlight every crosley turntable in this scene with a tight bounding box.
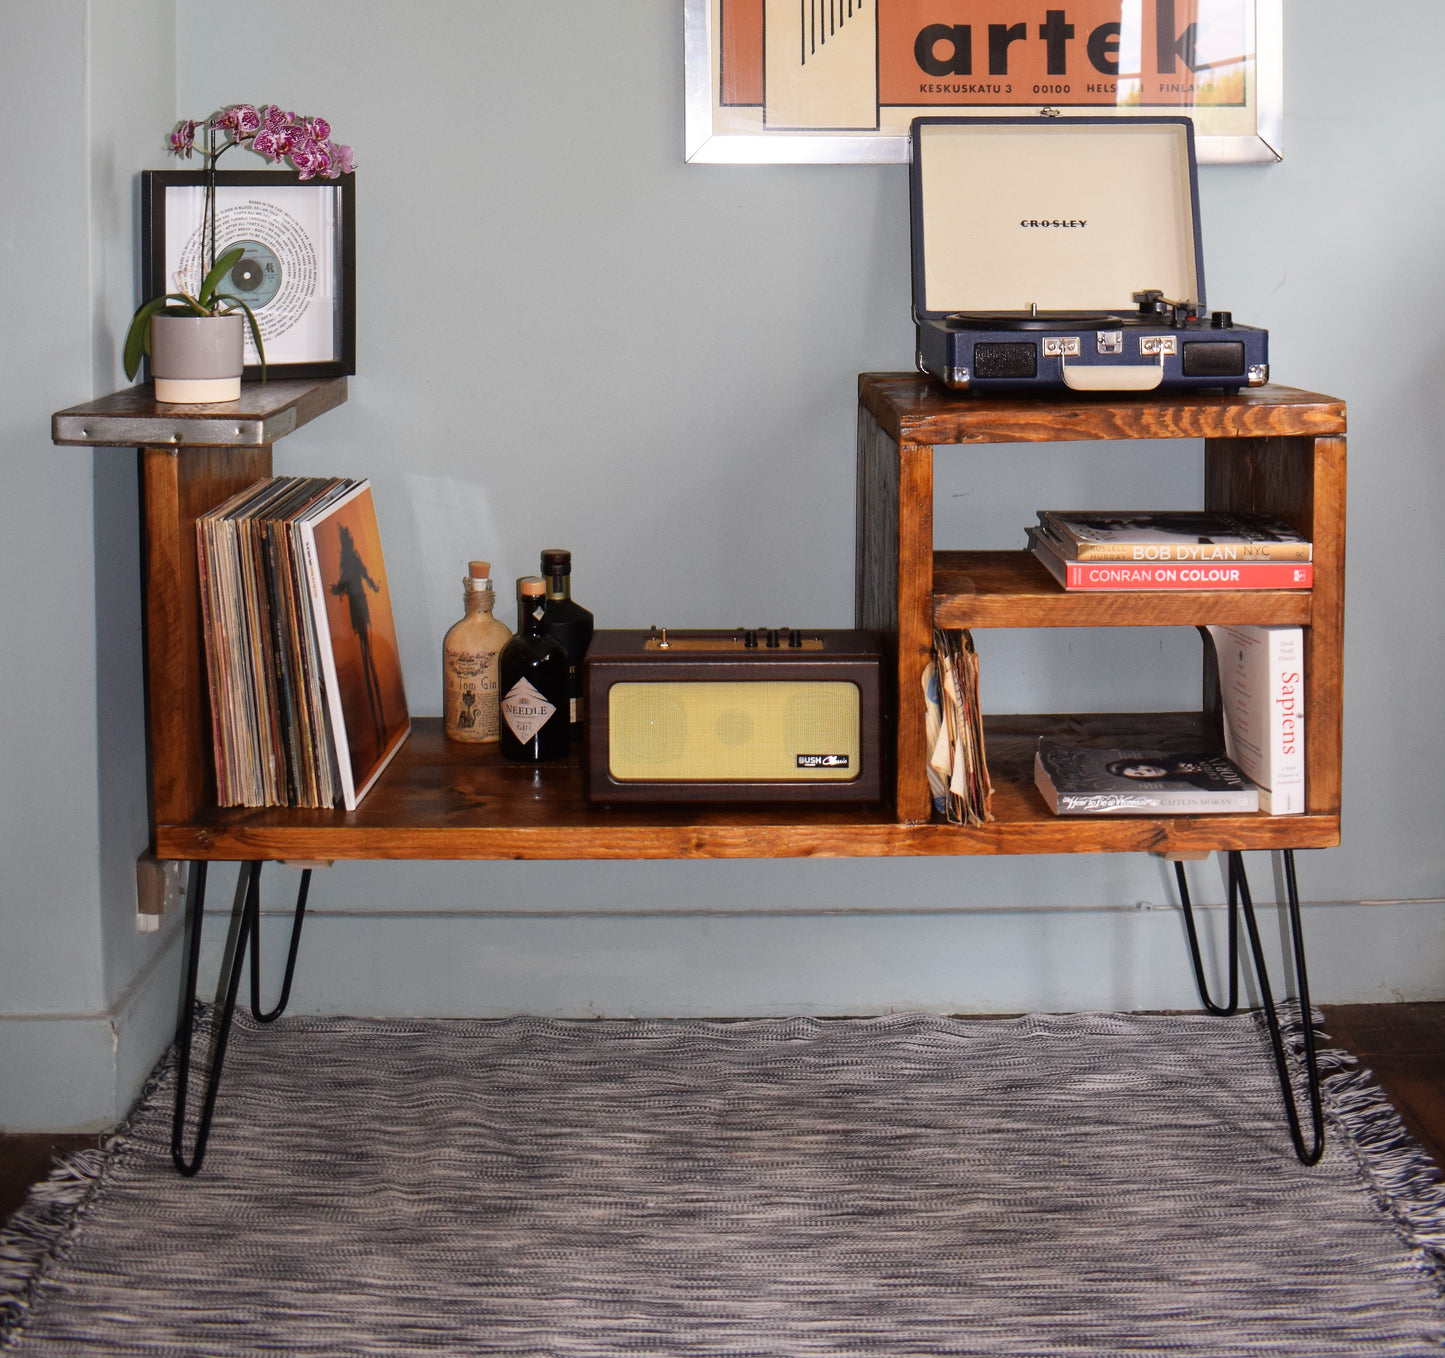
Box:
[910,116,1268,394]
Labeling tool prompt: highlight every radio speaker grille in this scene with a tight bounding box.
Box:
[608,681,860,782]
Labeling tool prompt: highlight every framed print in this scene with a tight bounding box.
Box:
[685,0,1281,165]
[142,170,356,378]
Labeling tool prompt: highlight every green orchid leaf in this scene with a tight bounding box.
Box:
[216,293,268,382]
[197,246,245,309]
[123,295,183,380]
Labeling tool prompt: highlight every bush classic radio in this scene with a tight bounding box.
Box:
[584,628,882,803]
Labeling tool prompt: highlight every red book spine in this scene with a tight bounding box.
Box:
[1062,560,1313,590]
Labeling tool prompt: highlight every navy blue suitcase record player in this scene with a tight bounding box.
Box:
[910,116,1268,394]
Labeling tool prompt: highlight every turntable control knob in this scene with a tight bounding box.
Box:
[787,628,803,648]
[744,628,759,648]
[766,628,781,648]
[1211,310,1233,329]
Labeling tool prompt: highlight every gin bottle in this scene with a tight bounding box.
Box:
[442,561,512,743]
[498,576,569,762]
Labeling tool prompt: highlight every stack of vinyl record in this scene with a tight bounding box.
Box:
[197,476,411,811]
[924,628,993,827]
[198,477,356,807]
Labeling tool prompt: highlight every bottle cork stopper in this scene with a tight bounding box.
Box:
[469,561,490,578]
[518,575,546,597]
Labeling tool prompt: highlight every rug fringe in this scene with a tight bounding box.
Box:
[0,1028,186,1351]
[1278,1002,1445,1300]
[1326,1068,1445,1269]
[0,1147,111,1347]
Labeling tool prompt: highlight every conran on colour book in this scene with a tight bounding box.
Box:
[1035,511,1312,562]
[1034,738,1259,815]
[1028,530,1313,591]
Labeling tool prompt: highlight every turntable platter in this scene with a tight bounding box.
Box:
[945,311,1127,331]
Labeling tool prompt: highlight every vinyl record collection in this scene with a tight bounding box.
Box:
[924,628,993,826]
[197,476,410,809]
[198,477,350,807]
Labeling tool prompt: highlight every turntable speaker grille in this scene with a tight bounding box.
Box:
[1182,341,1246,378]
[607,681,861,783]
[973,342,1038,380]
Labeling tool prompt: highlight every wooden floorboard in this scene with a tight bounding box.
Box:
[0,1132,104,1225]
[1322,1001,1445,1170]
[3,1003,1441,1227]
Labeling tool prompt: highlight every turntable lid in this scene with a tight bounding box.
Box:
[910,118,1204,317]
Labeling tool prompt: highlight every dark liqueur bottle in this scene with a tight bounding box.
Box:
[539,548,594,740]
[498,576,569,762]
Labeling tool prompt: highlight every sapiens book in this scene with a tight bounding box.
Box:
[1028,529,1313,592]
[1205,624,1305,815]
[1034,737,1259,815]
[297,480,411,810]
[1035,510,1312,562]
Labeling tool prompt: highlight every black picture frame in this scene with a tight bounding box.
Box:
[141,169,356,379]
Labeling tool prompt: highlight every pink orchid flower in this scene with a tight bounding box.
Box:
[167,119,200,158]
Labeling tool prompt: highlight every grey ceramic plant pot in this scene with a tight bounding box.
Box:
[150,313,245,404]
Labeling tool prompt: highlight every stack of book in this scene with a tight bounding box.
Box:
[1027,510,1313,591]
[923,628,993,826]
[197,477,410,810]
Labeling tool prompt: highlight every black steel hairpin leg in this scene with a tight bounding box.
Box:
[1175,856,1240,1016]
[248,860,311,1023]
[171,860,313,1175]
[1229,849,1326,1166]
[171,860,259,1176]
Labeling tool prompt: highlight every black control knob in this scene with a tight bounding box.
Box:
[1211,310,1233,329]
[766,628,780,648]
[787,628,803,648]
[743,628,758,648]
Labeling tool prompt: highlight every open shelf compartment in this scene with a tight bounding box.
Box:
[856,374,1346,829]
[54,376,1345,864]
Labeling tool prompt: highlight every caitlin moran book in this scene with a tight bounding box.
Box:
[1034,738,1259,816]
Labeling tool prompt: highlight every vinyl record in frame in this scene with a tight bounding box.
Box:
[141,169,355,380]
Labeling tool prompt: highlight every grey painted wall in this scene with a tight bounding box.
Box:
[4,2,1441,1130]
[1,0,181,1131]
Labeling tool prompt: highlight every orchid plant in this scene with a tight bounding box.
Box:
[123,104,355,383]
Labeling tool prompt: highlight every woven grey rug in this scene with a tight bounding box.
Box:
[3,1010,1444,1356]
